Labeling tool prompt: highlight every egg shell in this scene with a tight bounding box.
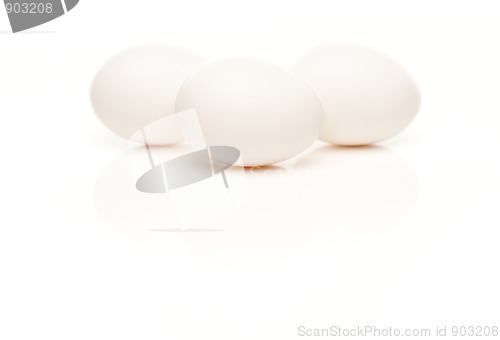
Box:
[292,43,421,146]
[91,44,205,145]
[175,58,323,166]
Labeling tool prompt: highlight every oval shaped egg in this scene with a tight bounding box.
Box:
[292,43,421,146]
[91,44,205,145]
[175,58,323,166]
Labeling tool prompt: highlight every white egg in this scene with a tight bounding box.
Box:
[292,43,421,146]
[91,44,205,145]
[175,58,323,166]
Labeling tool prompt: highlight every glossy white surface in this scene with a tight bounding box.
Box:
[1,1,500,339]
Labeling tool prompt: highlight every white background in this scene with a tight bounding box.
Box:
[1,1,500,339]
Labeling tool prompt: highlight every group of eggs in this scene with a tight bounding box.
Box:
[91,43,421,166]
